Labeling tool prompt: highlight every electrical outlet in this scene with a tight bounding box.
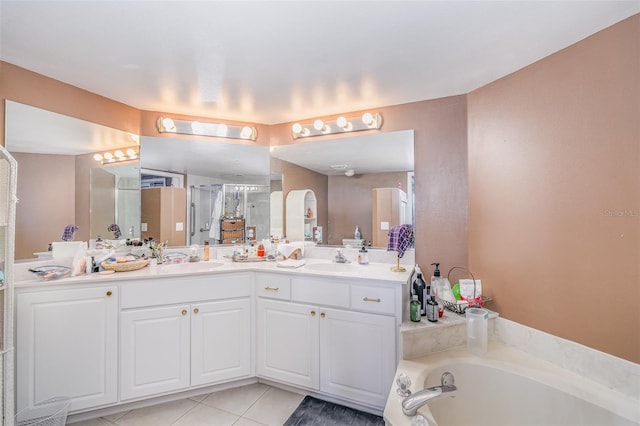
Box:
[176,222,184,231]
[381,221,390,230]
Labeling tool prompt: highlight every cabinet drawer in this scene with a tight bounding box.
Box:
[291,278,349,308]
[121,273,251,309]
[255,274,291,300]
[350,284,395,315]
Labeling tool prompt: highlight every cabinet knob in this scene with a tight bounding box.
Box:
[320,312,325,318]
[310,310,316,316]
[181,309,188,316]
[193,308,199,314]
[106,291,112,297]
[362,297,381,303]
[264,286,279,291]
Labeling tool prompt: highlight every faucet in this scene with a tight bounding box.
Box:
[401,372,457,416]
[333,248,350,263]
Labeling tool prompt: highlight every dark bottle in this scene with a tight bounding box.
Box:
[412,272,427,316]
[426,295,439,323]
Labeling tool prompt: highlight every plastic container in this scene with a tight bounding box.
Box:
[203,240,210,261]
[466,308,489,356]
[16,396,71,426]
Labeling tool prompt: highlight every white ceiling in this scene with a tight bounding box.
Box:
[2,1,638,125]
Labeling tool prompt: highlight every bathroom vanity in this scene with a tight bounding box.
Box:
[14,256,410,419]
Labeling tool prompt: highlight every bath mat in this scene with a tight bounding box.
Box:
[284,396,384,426]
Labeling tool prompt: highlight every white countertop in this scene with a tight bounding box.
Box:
[15,257,412,288]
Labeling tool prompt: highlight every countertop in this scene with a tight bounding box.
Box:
[15,257,412,289]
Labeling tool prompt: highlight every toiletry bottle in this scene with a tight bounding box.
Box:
[412,269,427,316]
[426,295,438,322]
[410,295,421,322]
[354,226,361,240]
[257,243,265,257]
[357,244,369,265]
[203,240,210,261]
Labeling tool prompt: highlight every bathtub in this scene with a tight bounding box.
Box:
[384,343,640,426]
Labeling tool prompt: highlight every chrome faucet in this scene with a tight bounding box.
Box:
[333,248,350,263]
[402,372,457,416]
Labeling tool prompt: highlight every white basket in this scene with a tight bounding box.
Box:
[16,397,71,426]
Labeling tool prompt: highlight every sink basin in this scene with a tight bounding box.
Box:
[304,263,358,273]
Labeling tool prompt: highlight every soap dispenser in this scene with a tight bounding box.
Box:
[354,226,361,240]
[357,244,369,265]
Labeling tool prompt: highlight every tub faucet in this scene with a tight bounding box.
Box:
[402,372,457,416]
[333,248,350,263]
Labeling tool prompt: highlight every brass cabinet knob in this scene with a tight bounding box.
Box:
[320,312,325,318]
[310,310,316,316]
[181,309,188,316]
[106,291,112,297]
[193,308,199,314]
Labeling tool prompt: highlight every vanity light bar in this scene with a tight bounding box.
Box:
[93,148,138,164]
[291,112,382,139]
[157,117,258,141]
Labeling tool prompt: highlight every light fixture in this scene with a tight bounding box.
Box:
[93,147,139,164]
[157,117,258,141]
[291,112,382,139]
[345,169,355,177]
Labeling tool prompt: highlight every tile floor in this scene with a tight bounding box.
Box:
[69,383,306,426]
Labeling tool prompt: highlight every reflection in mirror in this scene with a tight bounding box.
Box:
[270,130,414,248]
[270,172,283,238]
[140,136,271,246]
[5,100,140,260]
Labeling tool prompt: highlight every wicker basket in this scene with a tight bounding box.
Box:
[101,258,149,272]
[438,266,492,315]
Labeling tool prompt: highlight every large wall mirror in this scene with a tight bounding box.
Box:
[270,130,414,248]
[5,100,140,260]
[140,136,271,247]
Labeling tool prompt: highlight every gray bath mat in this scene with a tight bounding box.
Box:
[283,396,384,426]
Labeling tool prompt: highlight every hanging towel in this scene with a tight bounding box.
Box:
[61,224,78,241]
[387,224,413,258]
[108,224,122,239]
[210,190,223,241]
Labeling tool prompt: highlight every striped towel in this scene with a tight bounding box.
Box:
[387,224,413,258]
[61,224,78,241]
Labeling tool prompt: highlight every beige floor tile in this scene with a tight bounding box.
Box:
[242,388,305,426]
[172,403,239,426]
[103,410,131,423]
[188,393,210,403]
[233,417,267,426]
[200,383,270,416]
[115,398,197,426]
[67,418,117,426]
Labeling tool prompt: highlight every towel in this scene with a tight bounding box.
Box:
[277,259,306,269]
[277,242,307,259]
[387,224,413,258]
[108,224,122,239]
[61,224,78,241]
[210,190,223,241]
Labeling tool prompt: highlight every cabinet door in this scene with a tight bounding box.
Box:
[120,304,190,400]
[191,298,251,386]
[16,286,118,413]
[257,299,319,390]
[319,308,396,408]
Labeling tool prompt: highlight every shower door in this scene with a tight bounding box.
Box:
[189,184,222,246]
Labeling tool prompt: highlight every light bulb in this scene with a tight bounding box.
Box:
[104,152,114,160]
[241,126,254,139]
[336,116,348,128]
[126,148,136,157]
[115,150,124,158]
[362,112,374,126]
[292,123,302,134]
[93,153,103,162]
[313,119,324,131]
[161,117,176,131]
[216,123,228,137]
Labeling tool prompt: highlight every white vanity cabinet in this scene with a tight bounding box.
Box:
[120,274,252,401]
[255,273,399,409]
[16,285,118,413]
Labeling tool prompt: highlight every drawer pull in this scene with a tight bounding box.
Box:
[106,291,112,297]
[363,297,381,303]
[310,310,316,316]
[193,308,199,314]
[264,286,279,291]
[181,309,188,316]
[320,312,325,318]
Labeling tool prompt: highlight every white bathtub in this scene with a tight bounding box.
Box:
[384,343,640,426]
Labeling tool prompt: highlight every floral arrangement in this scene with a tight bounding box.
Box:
[149,240,167,262]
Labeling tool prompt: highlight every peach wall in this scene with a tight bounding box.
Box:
[13,153,76,259]
[468,15,640,362]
